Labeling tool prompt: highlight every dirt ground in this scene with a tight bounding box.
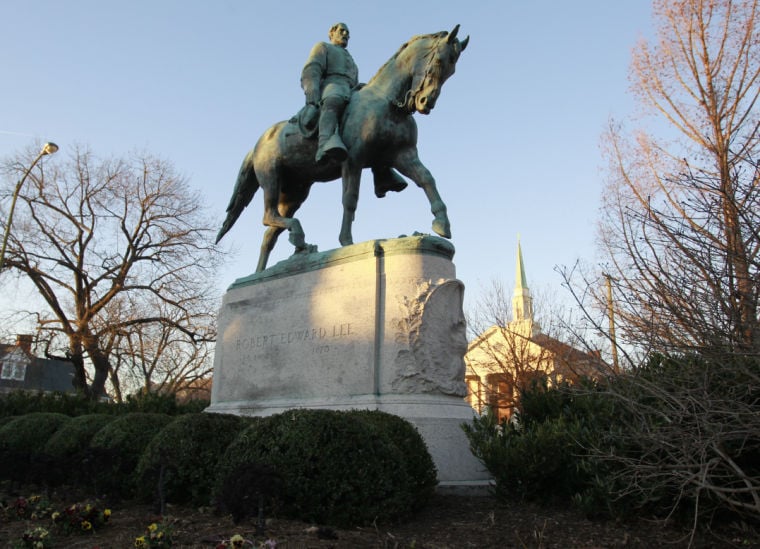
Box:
[2,486,758,548]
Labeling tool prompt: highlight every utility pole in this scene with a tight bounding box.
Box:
[603,273,620,374]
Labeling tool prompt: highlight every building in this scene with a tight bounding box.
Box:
[0,335,76,395]
[465,242,608,421]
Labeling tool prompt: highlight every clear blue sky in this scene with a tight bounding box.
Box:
[1,1,653,318]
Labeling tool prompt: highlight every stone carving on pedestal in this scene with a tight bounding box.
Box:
[391,280,467,397]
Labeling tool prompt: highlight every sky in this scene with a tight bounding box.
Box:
[0,1,654,322]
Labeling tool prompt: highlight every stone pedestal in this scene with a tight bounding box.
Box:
[207,235,490,489]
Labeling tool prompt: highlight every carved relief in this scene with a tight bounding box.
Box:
[391,279,467,396]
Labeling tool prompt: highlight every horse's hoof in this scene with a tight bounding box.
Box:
[432,219,451,239]
[295,243,318,255]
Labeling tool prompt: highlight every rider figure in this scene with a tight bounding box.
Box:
[301,22,358,164]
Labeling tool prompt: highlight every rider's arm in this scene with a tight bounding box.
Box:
[301,42,327,106]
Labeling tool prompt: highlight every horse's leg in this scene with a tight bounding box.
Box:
[339,160,362,246]
[257,180,308,271]
[255,197,307,271]
[393,148,451,238]
[256,225,285,272]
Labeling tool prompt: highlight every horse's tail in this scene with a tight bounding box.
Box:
[215,149,259,244]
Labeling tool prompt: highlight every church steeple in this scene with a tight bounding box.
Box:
[512,239,533,322]
[510,238,539,336]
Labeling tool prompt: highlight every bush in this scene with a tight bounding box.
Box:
[583,355,760,526]
[122,392,209,415]
[348,410,437,509]
[87,413,172,498]
[0,390,210,419]
[134,412,249,507]
[41,414,117,486]
[463,380,616,506]
[0,391,106,418]
[0,413,71,483]
[216,409,415,527]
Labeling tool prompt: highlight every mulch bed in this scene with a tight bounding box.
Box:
[1,484,757,548]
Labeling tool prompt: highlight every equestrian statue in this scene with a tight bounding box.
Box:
[216,24,468,272]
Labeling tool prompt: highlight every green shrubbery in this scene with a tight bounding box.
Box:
[0,413,71,483]
[216,409,433,527]
[0,390,210,418]
[88,413,173,498]
[465,357,760,529]
[463,380,610,505]
[42,414,117,486]
[134,412,249,507]
[349,410,437,508]
[0,402,438,528]
[0,391,105,418]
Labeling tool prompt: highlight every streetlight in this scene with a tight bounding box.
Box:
[0,142,59,271]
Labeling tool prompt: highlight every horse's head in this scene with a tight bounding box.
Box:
[406,25,469,114]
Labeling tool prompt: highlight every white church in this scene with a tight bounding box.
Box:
[464,241,608,421]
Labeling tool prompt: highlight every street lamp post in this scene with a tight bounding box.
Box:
[0,142,59,271]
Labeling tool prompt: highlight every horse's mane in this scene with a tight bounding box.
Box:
[366,31,448,86]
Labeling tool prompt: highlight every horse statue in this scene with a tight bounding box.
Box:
[216,25,469,272]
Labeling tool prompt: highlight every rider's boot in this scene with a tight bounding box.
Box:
[372,167,409,198]
[316,97,348,164]
[317,134,348,164]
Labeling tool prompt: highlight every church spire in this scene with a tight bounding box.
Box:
[511,238,537,335]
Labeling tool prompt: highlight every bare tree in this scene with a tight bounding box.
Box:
[0,145,223,399]
[592,0,760,359]
[111,302,215,399]
[553,1,760,530]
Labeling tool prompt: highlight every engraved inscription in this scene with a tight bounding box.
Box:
[235,323,354,352]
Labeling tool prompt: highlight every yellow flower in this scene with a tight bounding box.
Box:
[51,511,60,521]
[135,535,147,548]
[81,520,92,531]
[231,533,245,547]
[148,523,159,532]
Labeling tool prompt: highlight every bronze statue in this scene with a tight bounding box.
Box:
[216,25,469,273]
[301,22,358,164]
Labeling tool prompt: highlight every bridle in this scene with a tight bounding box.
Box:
[394,39,446,112]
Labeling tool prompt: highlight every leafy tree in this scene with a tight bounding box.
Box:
[0,145,223,399]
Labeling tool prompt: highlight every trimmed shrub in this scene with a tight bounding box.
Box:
[0,412,71,483]
[348,410,437,509]
[0,391,111,418]
[216,409,414,527]
[87,413,172,498]
[41,413,117,486]
[216,461,282,525]
[122,391,209,415]
[463,380,615,506]
[134,412,249,507]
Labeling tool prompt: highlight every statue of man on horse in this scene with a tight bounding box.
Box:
[216,24,468,273]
